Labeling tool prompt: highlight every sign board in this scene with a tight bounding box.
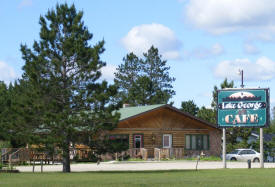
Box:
[217,88,269,128]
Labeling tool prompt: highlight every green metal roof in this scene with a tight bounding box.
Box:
[117,104,165,121]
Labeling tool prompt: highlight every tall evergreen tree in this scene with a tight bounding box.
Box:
[211,78,234,110]
[0,80,42,147]
[0,81,9,141]
[115,46,175,105]
[180,100,199,116]
[197,106,216,124]
[141,46,175,104]
[114,53,141,104]
[129,76,154,105]
[20,3,120,172]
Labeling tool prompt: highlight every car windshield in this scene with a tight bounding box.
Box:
[229,150,240,154]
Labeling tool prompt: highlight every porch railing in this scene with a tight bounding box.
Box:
[1,148,30,164]
[154,148,184,160]
[129,148,148,160]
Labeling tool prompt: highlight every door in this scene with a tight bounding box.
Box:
[133,135,143,148]
[163,134,172,148]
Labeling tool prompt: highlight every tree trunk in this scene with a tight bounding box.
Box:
[62,139,71,172]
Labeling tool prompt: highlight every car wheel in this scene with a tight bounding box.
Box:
[231,157,237,161]
[253,158,260,163]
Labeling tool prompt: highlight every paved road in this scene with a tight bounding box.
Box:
[16,161,275,172]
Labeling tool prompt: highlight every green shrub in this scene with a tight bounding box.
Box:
[0,141,11,149]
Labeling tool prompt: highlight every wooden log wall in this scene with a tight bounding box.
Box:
[110,129,211,158]
[110,106,221,158]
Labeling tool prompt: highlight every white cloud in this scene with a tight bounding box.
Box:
[18,0,32,9]
[100,64,117,81]
[0,61,17,83]
[185,0,275,34]
[121,23,182,60]
[185,43,224,59]
[211,43,224,55]
[214,57,275,81]
[243,43,260,54]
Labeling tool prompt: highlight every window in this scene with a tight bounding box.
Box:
[247,150,256,154]
[163,134,172,148]
[133,134,143,148]
[185,135,191,149]
[239,150,248,155]
[108,134,129,145]
[185,134,209,150]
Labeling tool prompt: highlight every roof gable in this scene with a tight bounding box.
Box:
[117,104,165,121]
[117,104,218,129]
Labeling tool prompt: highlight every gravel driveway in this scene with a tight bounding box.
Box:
[15,161,275,172]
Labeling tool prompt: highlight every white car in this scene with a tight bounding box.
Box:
[226,149,260,162]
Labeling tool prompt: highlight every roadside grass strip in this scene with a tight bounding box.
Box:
[0,168,274,187]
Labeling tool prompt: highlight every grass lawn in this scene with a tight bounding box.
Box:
[0,169,274,187]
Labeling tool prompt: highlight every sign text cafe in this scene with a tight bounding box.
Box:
[217,88,269,127]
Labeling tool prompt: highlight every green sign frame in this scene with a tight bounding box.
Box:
[217,88,270,128]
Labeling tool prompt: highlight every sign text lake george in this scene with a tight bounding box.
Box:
[217,88,269,127]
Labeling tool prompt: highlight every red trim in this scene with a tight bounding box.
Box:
[133,134,143,148]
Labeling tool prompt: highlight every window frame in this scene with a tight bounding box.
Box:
[185,134,210,151]
[133,134,144,148]
[108,134,129,146]
[162,134,173,148]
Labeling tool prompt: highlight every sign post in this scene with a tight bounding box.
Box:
[260,128,264,168]
[222,128,226,168]
[217,88,269,168]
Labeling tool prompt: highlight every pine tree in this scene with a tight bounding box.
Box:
[141,46,176,104]
[180,100,199,116]
[211,78,234,110]
[0,80,42,147]
[115,46,175,105]
[197,106,216,124]
[0,81,9,141]
[114,53,141,104]
[129,76,154,105]
[20,3,120,172]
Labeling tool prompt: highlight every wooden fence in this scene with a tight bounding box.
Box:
[2,147,185,163]
[1,148,65,165]
[128,148,148,160]
[154,148,184,160]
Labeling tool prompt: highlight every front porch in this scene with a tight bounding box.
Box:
[127,147,185,160]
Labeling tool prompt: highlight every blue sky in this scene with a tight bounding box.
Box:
[1,0,275,111]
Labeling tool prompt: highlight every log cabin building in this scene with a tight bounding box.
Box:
[1,104,221,164]
[108,104,221,159]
